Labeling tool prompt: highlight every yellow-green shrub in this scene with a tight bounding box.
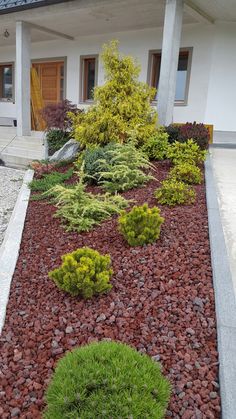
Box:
[155,179,196,206]
[166,139,206,165]
[70,40,157,147]
[49,247,113,299]
[169,162,202,184]
[141,128,169,160]
[118,203,164,246]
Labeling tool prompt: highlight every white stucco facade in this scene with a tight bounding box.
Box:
[0,0,235,132]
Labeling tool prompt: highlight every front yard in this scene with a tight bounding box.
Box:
[0,161,220,417]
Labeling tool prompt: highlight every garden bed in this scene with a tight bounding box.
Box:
[0,161,220,418]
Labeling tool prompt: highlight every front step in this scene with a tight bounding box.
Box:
[0,137,46,169]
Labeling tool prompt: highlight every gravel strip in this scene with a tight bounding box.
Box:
[0,161,220,417]
[0,167,25,247]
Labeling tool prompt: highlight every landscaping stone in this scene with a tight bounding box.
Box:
[49,139,80,162]
[0,161,220,417]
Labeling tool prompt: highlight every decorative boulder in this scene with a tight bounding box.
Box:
[49,139,80,162]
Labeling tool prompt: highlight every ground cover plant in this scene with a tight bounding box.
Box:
[119,203,164,246]
[49,171,128,232]
[44,341,171,418]
[155,178,196,206]
[49,247,113,299]
[29,167,74,200]
[70,40,157,147]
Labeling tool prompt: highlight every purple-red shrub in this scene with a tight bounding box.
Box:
[179,121,210,149]
[42,100,81,132]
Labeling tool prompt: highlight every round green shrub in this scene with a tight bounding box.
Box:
[48,247,113,299]
[166,139,207,166]
[46,129,71,156]
[44,341,171,419]
[155,178,196,206]
[118,203,164,246]
[141,128,169,160]
[169,162,203,184]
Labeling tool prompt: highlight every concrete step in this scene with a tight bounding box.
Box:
[0,152,42,169]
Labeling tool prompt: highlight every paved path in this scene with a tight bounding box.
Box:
[210,147,236,296]
[0,166,25,247]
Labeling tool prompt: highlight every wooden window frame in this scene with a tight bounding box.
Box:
[147,47,193,106]
[80,55,98,103]
[0,62,14,102]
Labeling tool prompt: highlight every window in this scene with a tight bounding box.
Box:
[148,49,192,104]
[80,55,98,102]
[0,63,13,101]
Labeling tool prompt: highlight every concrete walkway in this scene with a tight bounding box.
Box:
[0,166,25,247]
[210,147,236,297]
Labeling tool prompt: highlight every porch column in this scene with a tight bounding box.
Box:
[16,21,31,137]
[157,0,184,125]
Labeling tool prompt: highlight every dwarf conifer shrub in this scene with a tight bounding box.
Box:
[44,341,171,419]
[155,179,196,206]
[97,143,153,193]
[29,168,73,200]
[49,170,128,232]
[81,143,117,184]
[169,162,202,184]
[141,128,169,160]
[118,203,164,246]
[166,139,206,166]
[49,247,112,299]
[70,40,157,147]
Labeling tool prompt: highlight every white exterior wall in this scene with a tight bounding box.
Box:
[0,23,234,131]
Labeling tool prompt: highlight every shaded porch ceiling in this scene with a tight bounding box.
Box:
[0,0,234,47]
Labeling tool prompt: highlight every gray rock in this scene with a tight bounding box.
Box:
[11,408,21,417]
[49,139,80,161]
[65,326,73,334]
[96,313,106,322]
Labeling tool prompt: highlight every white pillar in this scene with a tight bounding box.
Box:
[16,21,31,137]
[157,0,183,126]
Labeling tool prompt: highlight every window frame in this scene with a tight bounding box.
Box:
[80,54,99,104]
[147,47,193,106]
[0,62,14,103]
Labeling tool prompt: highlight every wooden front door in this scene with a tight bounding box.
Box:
[32,61,64,106]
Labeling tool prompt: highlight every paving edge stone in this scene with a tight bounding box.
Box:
[205,155,236,419]
[0,169,34,334]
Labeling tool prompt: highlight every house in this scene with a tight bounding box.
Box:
[0,0,235,145]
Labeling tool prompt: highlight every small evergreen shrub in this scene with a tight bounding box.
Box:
[81,143,117,184]
[44,341,171,419]
[155,179,196,206]
[97,143,153,193]
[29,168,73,198]
[46,129,71,155]
[71,40,157,147]
[164,124,180,144]
[166,139,207,165]
[49,170,128,232]
[179,122,210,149]
[49,247,112,299]
[141,128,169,160]
[169,162,203,184]
[118,203,164,246]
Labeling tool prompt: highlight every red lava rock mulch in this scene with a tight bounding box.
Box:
[0,161,220,418]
